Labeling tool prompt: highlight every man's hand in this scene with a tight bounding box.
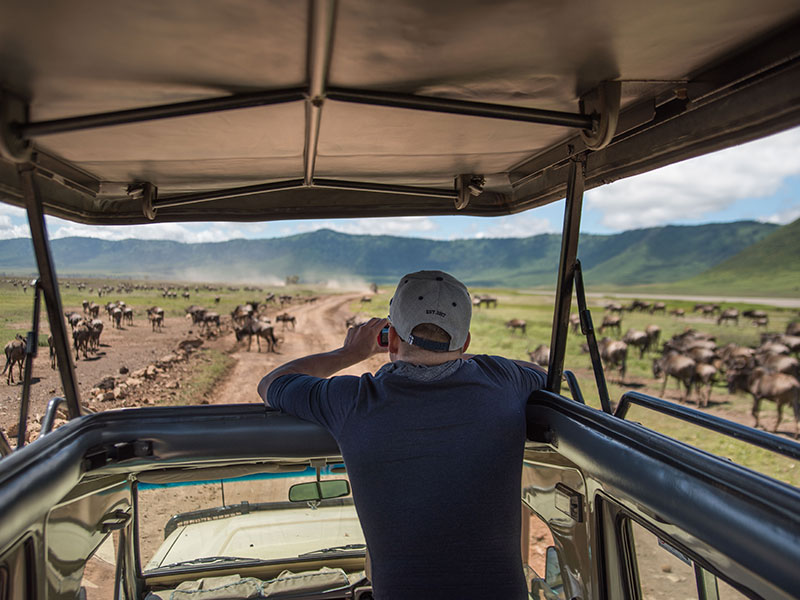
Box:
[342,317,390,362]
[258,317,389,406]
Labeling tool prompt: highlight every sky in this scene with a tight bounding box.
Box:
[1,126,799,243]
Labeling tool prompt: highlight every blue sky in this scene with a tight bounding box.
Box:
[1,127,799,242]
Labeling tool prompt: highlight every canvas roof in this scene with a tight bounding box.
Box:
[0,0,799,224]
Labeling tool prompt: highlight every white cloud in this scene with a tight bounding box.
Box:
[759,205,800,225]
[286,217,439,237]
[586,127,800,230]
[46,220,248,243]
[0,214,30,239]
[473,214,557,238]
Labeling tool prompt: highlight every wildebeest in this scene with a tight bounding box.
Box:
[48,334,57,369]
[622,329,649,359]
[276,313,297,330]
[569,313,581,334]
[111,307,123,329]
[650,302,667,315]
[88,319,104,352]
[72,323,91,360]
[528,344,550,367]
[693,363,718,408]
[598,315,622,337]
[65,311,84,329]
[598,337,627,382]
[3,334,26,384]
[235,319,279,352]
[645,324,661,353]
[653,353,695,402]
[231,304,255,326]
[123,307,134,326]
[505,319,526,335]
[669,308,685,317]
[746,368,799,437]
[147,306,165,332]
[716,308,739,326]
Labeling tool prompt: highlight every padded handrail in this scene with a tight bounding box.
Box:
[616,391,800,461]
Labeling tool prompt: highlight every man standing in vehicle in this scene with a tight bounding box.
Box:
[258,270,546,599]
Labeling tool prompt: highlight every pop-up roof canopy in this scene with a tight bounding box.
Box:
[0,0,799,225]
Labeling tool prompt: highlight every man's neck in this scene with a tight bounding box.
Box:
[393,350,463,366]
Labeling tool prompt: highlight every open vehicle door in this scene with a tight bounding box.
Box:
[1,1,799,598]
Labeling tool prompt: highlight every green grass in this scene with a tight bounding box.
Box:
[174,348,236,406]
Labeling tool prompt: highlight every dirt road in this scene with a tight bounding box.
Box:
[211,293,387,405]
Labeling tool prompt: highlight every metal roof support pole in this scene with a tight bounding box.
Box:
[546,155,585,394]
[304,0,337,185]
[17,164,82,418]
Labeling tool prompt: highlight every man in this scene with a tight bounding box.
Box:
[258,270,546,599]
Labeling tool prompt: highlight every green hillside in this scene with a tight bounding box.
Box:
[666,217,800,296]
[0,221,782,290]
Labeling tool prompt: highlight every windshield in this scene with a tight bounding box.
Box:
[137,466,364,573]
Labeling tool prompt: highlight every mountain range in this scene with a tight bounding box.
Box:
[1,219,797,295]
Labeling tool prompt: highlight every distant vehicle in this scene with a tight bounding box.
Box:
[1,2,799,599]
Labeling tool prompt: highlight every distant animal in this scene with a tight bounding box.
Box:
[653,353,696,402]
[3,334,26,384]
[235,319,279,352]
[276,313,297,330]
[693,363,718,408]
[716,308,739,326]
[88,319,104,352]
[147,307,165,332]
[48,334,57,370]
[645,325,661,353]
[598,337,627,382]
[746,368,799,438]
[123,307,134,326]
[569,313,581,334]
[72,323,90,360]
[112,307,123,329]
[650,302,666,315]
[528,344,550,367]
[669,308,685,317]
[200,311,221,332]
[65,311,83,329]
[622,329,649,359]
[598,315,622,337]
[505,319,526,335]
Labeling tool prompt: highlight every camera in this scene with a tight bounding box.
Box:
[377,326,389,347]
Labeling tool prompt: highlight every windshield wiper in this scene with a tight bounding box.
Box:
[159,555,257,569]
[298,543,366,557]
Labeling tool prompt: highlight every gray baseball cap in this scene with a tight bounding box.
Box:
[389,270,472,352]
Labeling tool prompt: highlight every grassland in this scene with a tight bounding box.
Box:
[353,287,799,487]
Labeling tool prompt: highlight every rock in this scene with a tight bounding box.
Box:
[165,381,180,389]
[132,368,147,379]
[178,337,204,353]
[156,354,178,369]
[6,422,19,437]
[102,391,115,402]
[96,376,116,391]
[144,365,159,379]
[125,377,143,388]
[119,366,129,375]
[114,385,128,400]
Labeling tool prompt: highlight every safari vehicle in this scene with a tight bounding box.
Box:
[1,1,799,599]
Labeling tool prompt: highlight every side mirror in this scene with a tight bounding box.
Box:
[289,479,350,502]
[544,546,562,588]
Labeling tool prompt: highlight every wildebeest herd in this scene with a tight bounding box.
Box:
[507,298,800,437]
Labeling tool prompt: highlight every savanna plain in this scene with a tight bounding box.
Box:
[1,276,798,488]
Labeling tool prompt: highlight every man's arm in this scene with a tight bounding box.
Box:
[258,317,388,407]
